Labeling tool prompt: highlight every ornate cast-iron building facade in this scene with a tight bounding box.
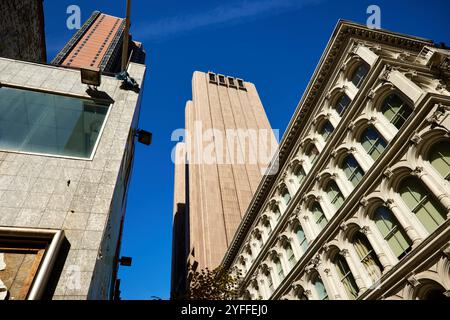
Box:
[220,21,450,300]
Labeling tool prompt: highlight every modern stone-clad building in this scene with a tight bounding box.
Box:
[0,0,47,63]
[171,71,278,297]
[178,20,450,300]
[0,12,146,300]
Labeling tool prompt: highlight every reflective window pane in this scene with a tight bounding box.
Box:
[381,94,413,129]
[342,154,365,187]
[351,62,370,88]
[429,140,450,181]
[373,206,412,259]
[399,177,446,233]
[335,94,351,116]
[319,121,334,142]
[312,202,328,230]
[360,126,387,161]
[0,87,109,158]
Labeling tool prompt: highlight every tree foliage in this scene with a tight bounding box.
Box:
[181,264,242,300]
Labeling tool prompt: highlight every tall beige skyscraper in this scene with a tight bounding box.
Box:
[171,71,277,297]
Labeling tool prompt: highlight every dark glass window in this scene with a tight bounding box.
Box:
[0,86,109,158]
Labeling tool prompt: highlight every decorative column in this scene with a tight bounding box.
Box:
[340,249,368,293]
[360,225,393,271]
[413,166,450,213]
[385,198,423,246]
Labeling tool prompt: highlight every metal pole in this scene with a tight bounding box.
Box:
[121,0,132,72]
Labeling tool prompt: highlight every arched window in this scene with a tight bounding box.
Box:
[295,225,309,252]
[293,164,306,186]
[312,274,329,300]
[305,143,320,165]
[351,61,370,88]
[280,187,291,206]
[240,258,247,273]
[341,154,365,187]
[417,282,449,300]
[399,177,446,233]
[242,290,252,300]
[360,126,387,161]
[298,290,309,300]
[274,256,285,280]
[311,202,328,230]
[428,140,450,181]
[255,233,264,249]
[381,93,413,130]
[373,206,412,259]
[285,243,296,267]
[333,254,359,299]
[263,219,273,235]
[334,94,351,116]
[272,204,281,221]
[266,272,275,295]
[319,121,334,142]
[325,180,345,210]
[351,232,384,283]
[245,246,254,263]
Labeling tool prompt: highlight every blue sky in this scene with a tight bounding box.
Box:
[43,0,450,299]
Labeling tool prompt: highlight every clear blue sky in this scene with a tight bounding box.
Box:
[43,0,450,299]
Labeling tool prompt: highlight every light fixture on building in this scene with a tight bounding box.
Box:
[80,66,102,87]
[135,129,152,146]
[119,256,132,267]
